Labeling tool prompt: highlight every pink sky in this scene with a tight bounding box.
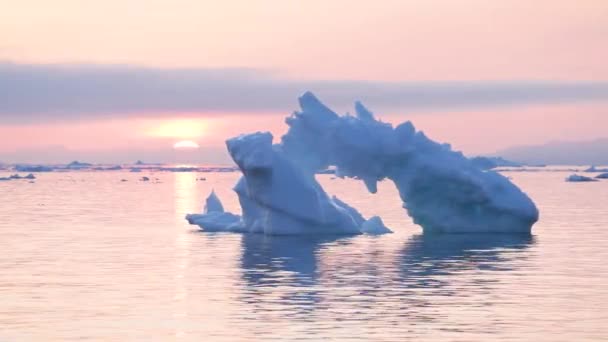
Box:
[1,0,607,163]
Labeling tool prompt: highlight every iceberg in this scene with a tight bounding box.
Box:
[187,92,539,234]
[0,173,36,181]
[15,165,54,172]
[186,191,242,232]
[566,174,598,182]
[469,156,523,170]
[65,160,92,170]
[584,165,608,173]
[596,173,608,179]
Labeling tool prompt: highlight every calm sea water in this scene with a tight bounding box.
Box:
[1,170,607,341]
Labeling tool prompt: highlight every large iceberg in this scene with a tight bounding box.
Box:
[187,92,538,234]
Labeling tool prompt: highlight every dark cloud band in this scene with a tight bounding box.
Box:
[1,62,607,123]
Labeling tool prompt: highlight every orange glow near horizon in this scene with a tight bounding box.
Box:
[173,140,200,149]
[145,119,207,140]
[142,119,208,140]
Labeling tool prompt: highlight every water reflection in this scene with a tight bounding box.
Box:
[236,232,536,322]
[399,233,535,291]
[401,234,535,273]
[238,234,354,317]
[173,173,198,339]
[240,234,354,285]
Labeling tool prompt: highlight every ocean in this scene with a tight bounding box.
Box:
[1,170,607,341]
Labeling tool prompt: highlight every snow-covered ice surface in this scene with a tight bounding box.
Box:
[187,92,539,234]
[566,174,599,182]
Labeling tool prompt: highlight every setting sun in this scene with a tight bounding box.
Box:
[146,119,206,139]
[173,140,200,149]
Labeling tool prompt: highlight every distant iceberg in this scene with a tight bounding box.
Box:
[469,156,523,170]
[596,173,608,179]
[584,165,608,173]
[15,165,54,172]
[66,161,92,170]
[187,92,538,234]
[566,174,598,182]
[0,173,36,181]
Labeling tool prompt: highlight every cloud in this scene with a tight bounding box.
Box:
[1,61,608,123]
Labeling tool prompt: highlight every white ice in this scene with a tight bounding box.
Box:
[188,132,386,235]
[204,190,224,213]
[187,92,539,235]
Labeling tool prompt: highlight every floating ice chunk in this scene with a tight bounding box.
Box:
[204,190,224,213]
[361,216,392,235]
[470,156,523,170]
[596,173,608,179]
[186,191,242,231]
[15,165,53,172]
[566,174,598,182]
[584,165,608,173]
[66,161,92,169]
[0,173,36,181]
[186,212,243,232]
[187,92,538,235]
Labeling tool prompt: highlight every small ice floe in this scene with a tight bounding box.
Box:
[566,174,598,182]
[584,165,608,173]
[197,177,207,181]
[595,173,608,179]
[140,176,150,182]
[66,160,92,170]
[120,179,128,182]
[1,173,36,181]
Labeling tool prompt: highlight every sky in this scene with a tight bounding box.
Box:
[1,0,607,164]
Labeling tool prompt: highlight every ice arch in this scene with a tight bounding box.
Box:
[187,92,538,234]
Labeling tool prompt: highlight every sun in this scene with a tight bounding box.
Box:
[173,140,200,149]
